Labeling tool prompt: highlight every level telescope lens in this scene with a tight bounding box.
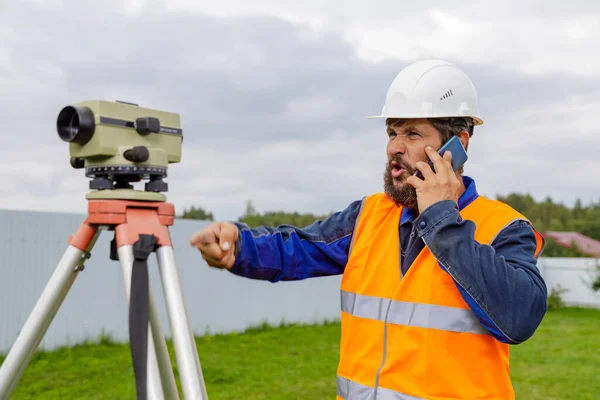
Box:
[57,106,95,145]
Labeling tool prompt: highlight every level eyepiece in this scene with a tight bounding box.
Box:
[57,105,95,145]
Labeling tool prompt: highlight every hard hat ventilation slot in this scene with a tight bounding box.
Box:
[440,89,454,100]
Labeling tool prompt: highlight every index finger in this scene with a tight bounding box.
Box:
[426,146,450,174]
[442,149,454,172]
[189,225,219,247]
[189,230,208,247]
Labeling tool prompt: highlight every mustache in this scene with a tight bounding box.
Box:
[388,156,415,173]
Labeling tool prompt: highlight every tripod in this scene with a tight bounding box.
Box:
[0,198,209,400]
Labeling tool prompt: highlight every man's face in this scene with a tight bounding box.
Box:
[383,118,442,211]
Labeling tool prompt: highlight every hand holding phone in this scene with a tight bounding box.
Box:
[414,136,468,180]
[407,136,468,213]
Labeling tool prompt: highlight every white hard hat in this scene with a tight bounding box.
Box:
[368,59,483,125]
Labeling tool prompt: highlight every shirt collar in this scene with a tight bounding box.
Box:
[400,175,479,224]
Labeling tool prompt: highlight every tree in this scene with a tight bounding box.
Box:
[497,192,600,241]
[179,206,214,221]
[242,200,258,218]
[238,200,332,228]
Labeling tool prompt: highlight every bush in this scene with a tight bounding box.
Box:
[547,284,569,310]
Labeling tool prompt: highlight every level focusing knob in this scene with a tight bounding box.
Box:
[123,146,150,162]
[135,117,160,135]
[70,157,85,169]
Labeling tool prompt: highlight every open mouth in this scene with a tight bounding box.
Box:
[391,161,406,178]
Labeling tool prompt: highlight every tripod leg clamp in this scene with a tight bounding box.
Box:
[130,234,158,400]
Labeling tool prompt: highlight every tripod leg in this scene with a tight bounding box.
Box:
[118,245,180,400]
[156,246,209,400]
[0,224,100,400]
[148,292,180,400]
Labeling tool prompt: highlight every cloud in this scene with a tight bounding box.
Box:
[0,0,599,223]
[168,0,600,76]
[1,0,395,150]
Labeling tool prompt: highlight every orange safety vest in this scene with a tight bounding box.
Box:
[336,193,544,400]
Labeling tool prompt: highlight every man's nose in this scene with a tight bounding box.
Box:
[388,138,407,155]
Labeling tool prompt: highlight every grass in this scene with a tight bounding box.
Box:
[1,308,598,399]
[509,307,600,399]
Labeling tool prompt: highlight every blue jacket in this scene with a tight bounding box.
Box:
[229,176,548,344]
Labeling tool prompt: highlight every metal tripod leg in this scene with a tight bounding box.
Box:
[0,231,100,400]
[117,245,180,400]
[156,246,208,400]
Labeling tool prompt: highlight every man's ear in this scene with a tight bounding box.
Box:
[457,130,470,151]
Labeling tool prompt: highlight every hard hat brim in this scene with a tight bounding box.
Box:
[366,114,484,126]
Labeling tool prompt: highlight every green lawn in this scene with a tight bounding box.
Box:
[1,307,598,399]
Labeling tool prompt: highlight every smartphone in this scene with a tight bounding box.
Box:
[414,136,468,179]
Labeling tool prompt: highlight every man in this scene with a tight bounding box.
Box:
[190,60,547,400]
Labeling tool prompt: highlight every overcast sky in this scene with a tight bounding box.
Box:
[1,0,599,222]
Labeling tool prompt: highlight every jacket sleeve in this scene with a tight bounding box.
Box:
[227,199,363,282]
[413,200,548,344]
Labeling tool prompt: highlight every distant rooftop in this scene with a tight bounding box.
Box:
[544,231,600,257]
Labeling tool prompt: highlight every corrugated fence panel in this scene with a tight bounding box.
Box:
[0,209,342,354]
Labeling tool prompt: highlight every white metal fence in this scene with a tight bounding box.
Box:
[537,257,600,308]
[1,208,598,353]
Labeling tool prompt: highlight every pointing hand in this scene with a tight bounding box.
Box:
[190,222,239,270]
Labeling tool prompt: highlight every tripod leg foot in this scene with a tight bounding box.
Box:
[118,245,179,400]
[0,233,98,399]
[156,246,209,400]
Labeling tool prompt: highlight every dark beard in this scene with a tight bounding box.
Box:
[383,160,419,212]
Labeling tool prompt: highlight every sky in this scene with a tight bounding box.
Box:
[1,0,599,222]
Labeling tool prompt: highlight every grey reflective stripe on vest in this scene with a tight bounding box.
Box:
[341,290,488,335]
[337,376,425,400]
